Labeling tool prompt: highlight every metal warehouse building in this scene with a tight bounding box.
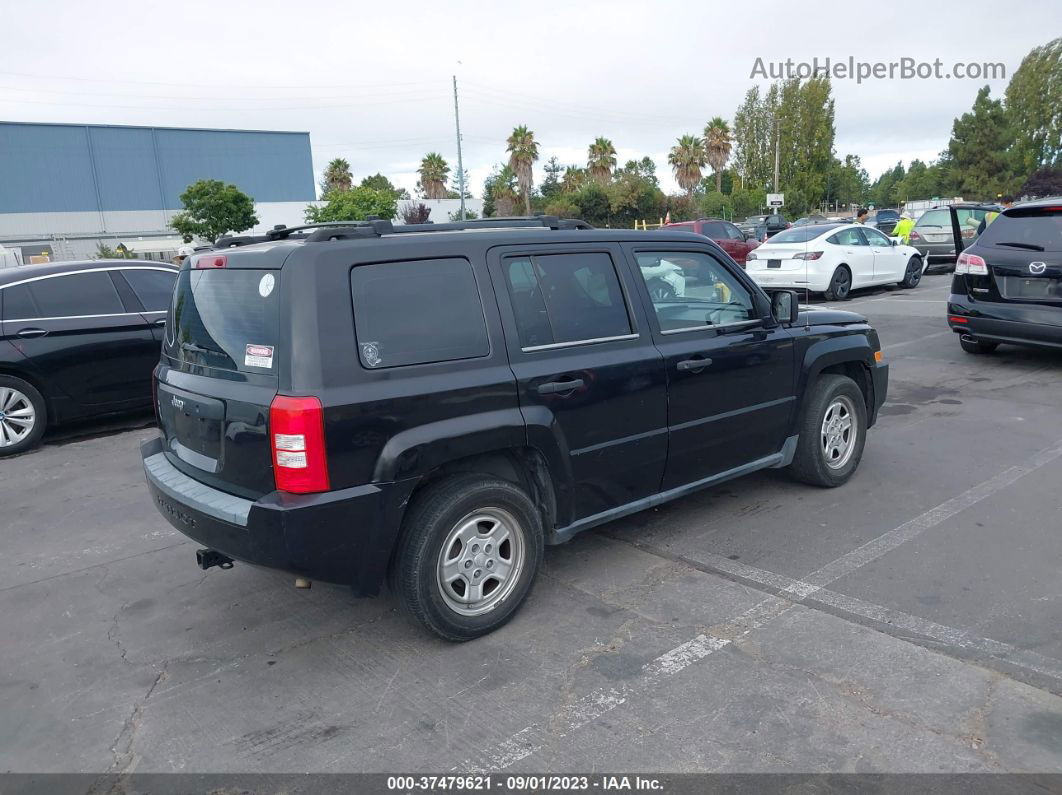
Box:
[0,122,316,263]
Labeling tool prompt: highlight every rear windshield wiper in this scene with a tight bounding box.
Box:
[994,241,1045,251]
[180,341,225,357]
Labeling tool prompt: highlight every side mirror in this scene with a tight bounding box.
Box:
[889,237,900,246]
[770,289,800,325]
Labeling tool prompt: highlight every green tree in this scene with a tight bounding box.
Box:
[1021,166,1062,197]
[320,158,353,195]
[1005,37,1061,178]
[304,186,397,223]
[95,242,118,259]
[570,183,611,226]
[608,165,666,227]
[947,85,1015,198]
[587,137,617,186]
[482,164,518,217]
[359,173,408,199]
[447,168,473,199]
[561,166,589,193]
[506,125,540,214]
[170,179,258,243]
[668,134,707,203]
[540,156,565,199]
[417,153,450,199]
[703,117,733,193]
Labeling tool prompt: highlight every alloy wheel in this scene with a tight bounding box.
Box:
[436,507,525,616]
[821,395,857,470]
[0,387,36,448]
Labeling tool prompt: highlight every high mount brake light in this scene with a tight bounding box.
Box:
[193,254,227,269]
[269,396,330,493]
[955,252,988,276]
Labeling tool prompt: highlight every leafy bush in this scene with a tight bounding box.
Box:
[170,180,258,243]
[305,187,397,223]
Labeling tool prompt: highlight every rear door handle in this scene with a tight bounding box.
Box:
[16,328,47,338]
[676,357,712,372]
[536,378,584,395]
[154,318,166,326]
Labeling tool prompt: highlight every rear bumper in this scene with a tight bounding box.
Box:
[947,296,1062,350]
[141,436,416,594]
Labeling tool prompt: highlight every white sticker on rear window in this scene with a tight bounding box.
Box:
[258,273,275,297]
[360,341,382,367]
[245,344,274,368]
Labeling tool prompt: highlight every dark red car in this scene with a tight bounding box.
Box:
[662,218,759,265]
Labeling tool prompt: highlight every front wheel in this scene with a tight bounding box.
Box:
[823,267,852,301]
[788,374,868,487]
[898,256,923,288]
[392,474,544,641]
[0,376,47,457]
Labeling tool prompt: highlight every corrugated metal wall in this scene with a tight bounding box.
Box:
[0,122,315,214]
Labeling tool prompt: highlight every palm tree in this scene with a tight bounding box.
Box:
[321,158,353,195]
[703,117,732,193]
[587,137,617,186]
[506,125,540,214]
[561,166,587,193]
[417,152,450,199]
[668,134,707,203]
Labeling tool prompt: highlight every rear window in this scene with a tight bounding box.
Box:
[978,207,1062,252]
[350,257,489,369]
[914,209,950,227]
[166,269,280,373]
[770,226,835,244]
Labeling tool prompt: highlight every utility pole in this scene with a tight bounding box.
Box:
[773,125,780,200]
[452,74,465,219]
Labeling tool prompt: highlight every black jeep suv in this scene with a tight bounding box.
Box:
[142,217,888,640]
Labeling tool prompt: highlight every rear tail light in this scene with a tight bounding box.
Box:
[794,251,823,260]
[746,252,758,260]
[193,254,227,269]
[269,395,330,493]
[955,252,988,276]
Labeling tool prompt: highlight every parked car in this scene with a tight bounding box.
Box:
[763,213,791,239]
[745,222,924,300]
[866,209,901,236]
[909,204,999,269]
[0,260,178,456]
[947,198,1062,354]
[661,218,759,265]
[793,214,829,227]
[142,217,888,641]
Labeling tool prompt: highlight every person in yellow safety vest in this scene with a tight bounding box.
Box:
[892,211,915,244]
[977,195,1014,236]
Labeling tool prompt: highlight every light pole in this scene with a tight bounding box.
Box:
[452,75,466,221]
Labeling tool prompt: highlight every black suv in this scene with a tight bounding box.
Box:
[141,217,888,640]
[947,199,1062,353]
[0,260,177,456]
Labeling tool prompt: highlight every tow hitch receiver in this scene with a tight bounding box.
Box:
[197,549,234,570]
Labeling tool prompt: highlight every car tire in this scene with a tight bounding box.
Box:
[788,374,867,488]
[898,256,923,288]
[959,337,998,354]
[646,279,676,301]
[823,266,852,301]
[391,474,544,641]
[0,375,47,457]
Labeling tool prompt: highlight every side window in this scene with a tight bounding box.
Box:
[2,284,39,320]
[725,223,745,241]
[503,251,633,349]
[863,228,890,246]
[634,250,757,333]
[122,269,177,312]
[829,228,868,246]
[350,257,489,368]
[25,272,124,318]
[701,222,726,239]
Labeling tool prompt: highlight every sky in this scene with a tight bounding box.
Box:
[2,1,1058,200]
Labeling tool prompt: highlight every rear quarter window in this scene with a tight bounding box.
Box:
[350,257,490,369]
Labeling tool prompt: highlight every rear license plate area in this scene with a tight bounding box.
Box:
[768,259,781,268]
[158,384,224,468]
[1001,276,1062,301]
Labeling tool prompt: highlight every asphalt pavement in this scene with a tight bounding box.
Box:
[2,273,1060,774]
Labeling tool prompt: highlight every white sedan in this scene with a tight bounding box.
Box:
[745,223,925,300]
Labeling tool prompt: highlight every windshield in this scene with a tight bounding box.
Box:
[165,269,280,374]
[979,208,1062,252]
[768,225,837,244]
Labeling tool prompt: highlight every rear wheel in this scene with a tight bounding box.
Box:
[392,474,543,641]
[789,374,867,488]
[823,266,852,301]
[959,337,998,354]
[0,376,46,457]
[899,256,923,288]
[647,279,676,301]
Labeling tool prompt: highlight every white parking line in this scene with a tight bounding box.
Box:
[884,331,952,351]
[457,438,1062,772]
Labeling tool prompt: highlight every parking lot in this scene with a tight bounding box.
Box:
[2,272,1061,774]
